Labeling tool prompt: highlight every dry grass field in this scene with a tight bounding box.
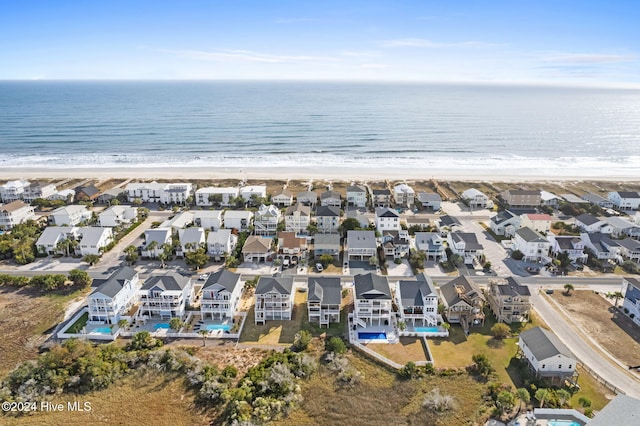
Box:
[366,337,429,365]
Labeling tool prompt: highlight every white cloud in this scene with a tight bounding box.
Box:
[380,38,505,49]
[166,48,337,64]
[339,50,380,59]
[541,53,636,64]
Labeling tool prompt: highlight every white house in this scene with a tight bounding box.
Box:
[548,235,587,262]
[315,205,340,234]
[48,189,75,202]
[375,207,401,231]
[461,188,491,209]
[417,192,442,211]
[396,273,441,327]
[307,277,341,327]
[520,213,552,234]
[98,205,138,227]
[540,190,561,207]
[138,273,193,320]
[313,233,341,259]
[125,181,166,203]
[50,205,92,226]
[296,191,318,207]
[23,181,57,202]
[621,277,640,326]
[272,189,294,207]
[87,267,140,325]
[142,228,172,258]
[346,185,367,208]
[582,192,613,208]
[518,327,577,386]
[242,235,273,263]
[0,200,36,230]
[372,189,392,208]
[254,276,294,324]
[618,238,640,263]
[240,185,267,202]
[353,273,392,327]
[78,227,113,256]
[605,216,640,239]
[346,230,377,261]
[394,183,415,208]
[195,187,239,207]
[159,183,193,205]
[284,203,311,234]
[575,213,606,233]
[414,232,447,261]
[580,232,622,262]
[254,204,281,236]
[490,210,521,237]
[177,227,206,257]
[608,191,640,211]
[447,232,484,264]
[501,189,541,207]
[193,210,223,231]
[36,226,78,255]
[0,180,30,202]
[381,230,410,259]
[513,227,551,263]
[223,210,253,232]
[159,211,194,230]
[320,190,342,208]
[207,229,237,260]
[201,269,243,320]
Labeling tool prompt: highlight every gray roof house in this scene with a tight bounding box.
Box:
[417,192,442,210]
[88,266,140,325]
[353,273,392,327]
[320,190,342,207]
[201,269,243,320]
[588,395,640,426]
[397,273,442,328]
[254,276,295,324]
[138,272,193,320]
[307,277,342,326]
[439,276,485,327]
[346,230,377,261]
[518,326,576,385]
[313,233,341,258]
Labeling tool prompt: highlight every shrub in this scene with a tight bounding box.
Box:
[68,269,92,288]
[292,330,312,351]
[471,354,495,379]
[511,250,525,260]
[578,396,591,408]
[326,336,347,354]
[491,323,510,339]
[394,258,402,265]
[422,388,455,412]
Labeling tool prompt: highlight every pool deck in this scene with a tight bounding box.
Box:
[508,408,589,426]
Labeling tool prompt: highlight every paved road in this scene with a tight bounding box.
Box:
[530,287,640,398]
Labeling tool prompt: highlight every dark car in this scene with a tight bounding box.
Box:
[545,289,554,295]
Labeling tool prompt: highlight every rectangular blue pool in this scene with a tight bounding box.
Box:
[205,324,231,331]
[153,323,171,330]
[358,332,387,340]
[414,327,440,333]
[94,327,112,334]
[548,421,582,426]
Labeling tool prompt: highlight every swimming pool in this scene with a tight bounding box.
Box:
[205,324,231,331]
[153,323,171,330]
[414,327,440,333]
[94,327,112,334]
[358,332,387,340]
[547,421,582,426]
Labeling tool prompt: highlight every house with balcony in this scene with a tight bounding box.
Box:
[447,232,484,265]
[461,188,491,209]
[540,190,561,207]
[320,190,342,207]
[36,226,79,255]
[87,267,140,325]
[501,189,541,207]
[437,215,462,236]
[23,181,57,202]
[223,210,253,232]
[207,229,237,260]
[98,205,138,227]
[608,191,640,211]
[520,213,552,234]
[240,185,267,203]
[313,233,341,259]
[417,192,442,211]
[582,192,613,208]
[0,200,36,230]
[372,189,391,208]
[159,211,194,230]
[272,188,294,207]
[518,327,577,386]
[414,232,447,261]
[618,238,640,263]
[381,230,410,259]
[548,235,588,263]
[394,183,415,208]
[48,188,75,202]
[0,180,30,202]
[486,277,532,323]
[201,269,242,320]
[580,232,622,262]
[142,228,172,258]
[177,227,206,257]
[96,188,125,205]
[75,185,100,202]
[296,191,318,208]
[439,276,485,328]
[160,183,193,205]
[622,277,640,326]
[490,210,521,237]
[513,227,552,263]
[396,273,441,327]
[138,273,193,321]
[353,273,392,327]
[605,216,640,239]
[316,205,340,234]
[346,185,367,208]
[78,227,113,256]
[50,205,92,226]
[575,213,606,233]
[195,187,239,207]
[254,276,294,324]
[193,210,223,230]
[278,231,308,266]
[254,204,281,236]
[307,277,341,327]
[375,207,401,231]
[242,235,273,263]
[346,230,377,261]
[284,203,311,234]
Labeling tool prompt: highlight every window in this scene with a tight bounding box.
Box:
[568,365,572,369]
[558,365,562,369]
[541,364,546,369]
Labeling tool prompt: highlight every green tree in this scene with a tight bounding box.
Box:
[326,336,347,354]
[225,254,240,268]
[577,397,591,408]
[128,331,163,351]
[198,329,208,347]
[319,254,334,267]
[68,269,92,288]
[338,217,361,235]
[516,388,531,413]
[208,193,223,208]
[185,247,209,271]
[606,291,624,307]
[293,330,312,351]
[556,389,571,407]
[306,223,319,235]
[471,353,495,379]
[491,323,510,339]
[146,240,158,258]
[83,254,100,266]
[169,317,184,332]
[564,283,575,295]
[117,319,129,330]
[124,245,138,265]
[409,250,426,270]
[496,390,516,414]
[535,388,550,408]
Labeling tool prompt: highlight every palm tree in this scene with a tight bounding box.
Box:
[118,319,129,330]
[535,388,550,408]
[169,317,184,332]
[515,388,530,414]
[146,240,158,258]
[198,329,208,347]
[607,291,624,307]
[564,283,575,296]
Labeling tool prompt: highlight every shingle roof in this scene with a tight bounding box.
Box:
[491,210,516,225]
[505,189,540,196]
[439,215,462,227]
[307,277,341,305]
[346,185,366,193]
[0,200,30,213]
[618,238,640,251]
[581,192,608,204]
[91,267,137,298]
[588,395,640,426]
[142,273,190,291]
[354,273,391,300]
[285,203,311,216]
[553,236,581,250]
[375,207,400,218]
[316,205,340,217]
[575,213,601,226]
[207,229,233,245]
[242,235,272,253]
[398,275,437,308]
[417,192,442,203]
[519,326,574,361]
[451,232,483,250]
[76,185,99,197]
[440,276,483,307]
[320,190,341,200]
[515,227,547,243]
[313,233,340,249]
[496,277,531,297]
[144,228,172,246]
[203,269,241,292]
[278,231,307,249]
[255,276,294,295]
[347,230,377,249]
[372,189,390,195]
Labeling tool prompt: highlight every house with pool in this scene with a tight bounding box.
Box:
[396,273,448,336]
[352,273,396,342]
[137,273,194,322]
[200,269,243,321]
[254,276,294,324]
[87,267,140,325]
[307,277,342,327]
[439,276,485,331]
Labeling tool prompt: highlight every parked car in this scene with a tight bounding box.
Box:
[315,263,324,272]
[545,289,554,295]
[199,273,210,281]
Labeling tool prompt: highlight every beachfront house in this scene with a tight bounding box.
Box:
[580,232,622,262]
[518,327,577,386]
[137,273,194,321]
[396,273,441,327]
[486,277,532,323]
[36,227,78,255]
[447,232,484,265]
[278,231,308,266]
[23,181,57,202]
[501,189,541,207]
[0,200,36,230]
[177,227,206,257]
[272,188,294,207]
[490,210,521,237]
[605,217,640,239]
[461,188,491,209]
[575,213,606,233]
[513,227,552,263]
[520,213,552,234]
[320,190,342,207]
[87,267,140,325]
[548,235,588,263]
[307,277,341,327]
[346,185,367,208]
[375,207,401,231]
[207,229,237,260]
[195,187,239,207]
[0,180,30,202]
[353,273,392,327]
[439,276,485,328]
[254,276,294,324]
[160,183,192,205]
[239,185,267,203]
[618,238,640,263]
[159,211,194,230]
[75,185,100,202]
[622,277,640,327]
[78,227,113,256]
[608,191,640,211]
[540,190,561,207]
[96,188,125,205]
[284,203,311,234]
[316,205,340,234]
[254,204,281,236]
[296,191,318,208]
[313,233,341,259]
[201,269,242,320]
[582,192,613,208]
[48,189,75,202]
[372,189,391,208]
[417,192,442,211]
[49,205,92,226]
[125,182,165,203]
[98,205,138,227]
[241,235,273,263]
[393,183,415,208]
[346,230,377,261]
[223,210,253,232]
[414,232,447,261]
[142,228,172,258]
[193,210,223,231]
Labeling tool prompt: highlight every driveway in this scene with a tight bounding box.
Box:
[349,261,375,276]
[460,219,510,276]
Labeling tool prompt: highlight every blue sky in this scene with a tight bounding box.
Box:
[1,0,639,86]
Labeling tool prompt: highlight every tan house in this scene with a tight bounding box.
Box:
[486,277,532,323]
[277,231,308,266]
[501,189,541,207]
[272,189,294,207]
[242,235,273,263]
[439,276,485,329]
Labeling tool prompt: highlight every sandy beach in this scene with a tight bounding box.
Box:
[2,165,640,183]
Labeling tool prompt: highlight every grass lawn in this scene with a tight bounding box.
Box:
[66,311,89,333]
[569,366,614,411]
[366,337,429,365]
[239,290,307,345]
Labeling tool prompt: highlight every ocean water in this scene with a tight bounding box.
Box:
[1,81,639,173]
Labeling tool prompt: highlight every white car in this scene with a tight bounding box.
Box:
[199,273,210,281]
[315,263,324,272]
